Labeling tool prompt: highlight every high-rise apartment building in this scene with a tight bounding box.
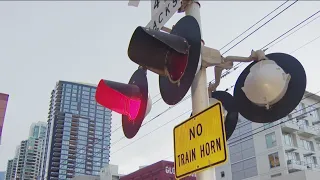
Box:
[215,91,320,180]
[5,146,19,180]
[5,122,47,180]
[0,93,9,145]
[40,81,112,180]
[14,122,47,180]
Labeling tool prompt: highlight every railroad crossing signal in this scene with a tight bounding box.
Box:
[233,53,307,123]
[128,15,201,105]
[95,68,152,139]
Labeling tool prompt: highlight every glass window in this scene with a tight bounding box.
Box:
[65,96,70,101]
[79,118,88,123]
[79,131,87,136]
[81,107,88,111]
[96,118,103,123]
[81,103,89,108]
[82,91,90,95]
[268,152,280,168]
[96,110,104,115]
[301,139,314,151]
[95,126,103,131]
[79,122,88,127]
[95,131,103,135]
[79,127,87,131]
[80,111,88,116]
[97,106,104,111]
[265,132,277,148]
[65,121,71,127]
[83,87,91,91]
[64,104,70,109]
[64,126,71,132]
[66,87,72,92]
[70,105,78,110]
[78,136,87,140]
[283,133,293,146]
[96,122,103,127]
[96,114,104,119]
[82,99,89,104]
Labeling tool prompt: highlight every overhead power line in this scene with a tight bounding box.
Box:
[221,0,298,55]
[216,9,320,84]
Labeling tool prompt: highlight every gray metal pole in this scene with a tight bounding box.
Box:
[185,1,216,180]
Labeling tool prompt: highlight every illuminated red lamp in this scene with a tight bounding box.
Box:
[95,80,141,121]
[95,68,150,139]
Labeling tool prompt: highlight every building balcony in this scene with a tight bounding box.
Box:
[52,157,60,162]
[50,171,59,177]
[67,163,75,168]
[56,128,63,133]
[297,125,319,138]
[284,142,298,152]
[52,152,61,157]
[53,143,62,148]
[301,148,316,156]
[287,159,308,173]
[307,164,320,172]
[281,121,300,133]
[51,166,59,172]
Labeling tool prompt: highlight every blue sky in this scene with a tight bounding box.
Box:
[0,1,319,174]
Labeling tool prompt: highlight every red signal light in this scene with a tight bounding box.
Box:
[95,68,149,139]
[165,51,188,83]
[95,80,141,121]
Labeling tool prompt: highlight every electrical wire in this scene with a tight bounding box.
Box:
[214,9,320,84]
[221,0,298,55]
[265,13,320,51]
[289,34,320,54]
[218,0,290,51]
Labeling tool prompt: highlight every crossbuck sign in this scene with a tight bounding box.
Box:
[147,0,182,30]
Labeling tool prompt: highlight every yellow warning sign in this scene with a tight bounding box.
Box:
[173,101,228,179]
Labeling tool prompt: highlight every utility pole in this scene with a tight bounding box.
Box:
[185,1,216,180]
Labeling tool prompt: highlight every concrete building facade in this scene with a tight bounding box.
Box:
[214,91,320,180]
[40,81,112,180]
